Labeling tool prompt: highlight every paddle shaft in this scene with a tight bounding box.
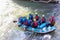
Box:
[13,20,17,23]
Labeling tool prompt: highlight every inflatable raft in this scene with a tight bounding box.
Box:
[17,14,56,34]
[17,22,56,33]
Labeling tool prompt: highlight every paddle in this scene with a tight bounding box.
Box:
[13,20,17,23]
[13,20,27,30]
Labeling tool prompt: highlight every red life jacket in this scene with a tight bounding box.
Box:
[42,17,45,22]
[25,21,28,25]
[50,18,55,26]
[33,21,38,27]
[50,19,52,23]
[25,20,32,25]
[35,15,39,20]
[50,16,55,23]
[50,18,54,23]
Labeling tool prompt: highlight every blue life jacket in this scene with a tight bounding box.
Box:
[18,17,27,23]
[28,20,31,25]
[29,14,33,20]
[22,17,27,22]
[18,17,23,23]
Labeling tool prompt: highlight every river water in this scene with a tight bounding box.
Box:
[0,0,60,40]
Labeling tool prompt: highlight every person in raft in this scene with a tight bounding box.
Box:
[29,14,33,21]
[19,17,24,24]
[49,16,55,26]
[24,17,32,30]
[33,19,38,28]
[35,12,39,21]
[18,17,27,26]
[23,17,27,23]
[18,17,23,26]
[25,17,32,26]
[41,15,46,23]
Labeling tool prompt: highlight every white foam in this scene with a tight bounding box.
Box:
[10,30,26,40]
[43,34,51,40]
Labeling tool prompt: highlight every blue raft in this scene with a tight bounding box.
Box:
[17,22,56,33]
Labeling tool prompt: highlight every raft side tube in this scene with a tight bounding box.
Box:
[38,23,47,29]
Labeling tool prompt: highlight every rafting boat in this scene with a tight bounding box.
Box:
[17,13,56,34]
[17,21,56,34]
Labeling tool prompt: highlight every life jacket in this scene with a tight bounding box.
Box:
[50,19,53,23]
[50,18,55,25]
[35,15,39,20]
[29,14,33,20]
[25,20,32,25]
[28,20,31,24]
[22,17,26,23]
[50,17,55,23]
[25,20,28,25]
[42,17,45,22]
[18,17,23,23]
[33,21,38,27]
